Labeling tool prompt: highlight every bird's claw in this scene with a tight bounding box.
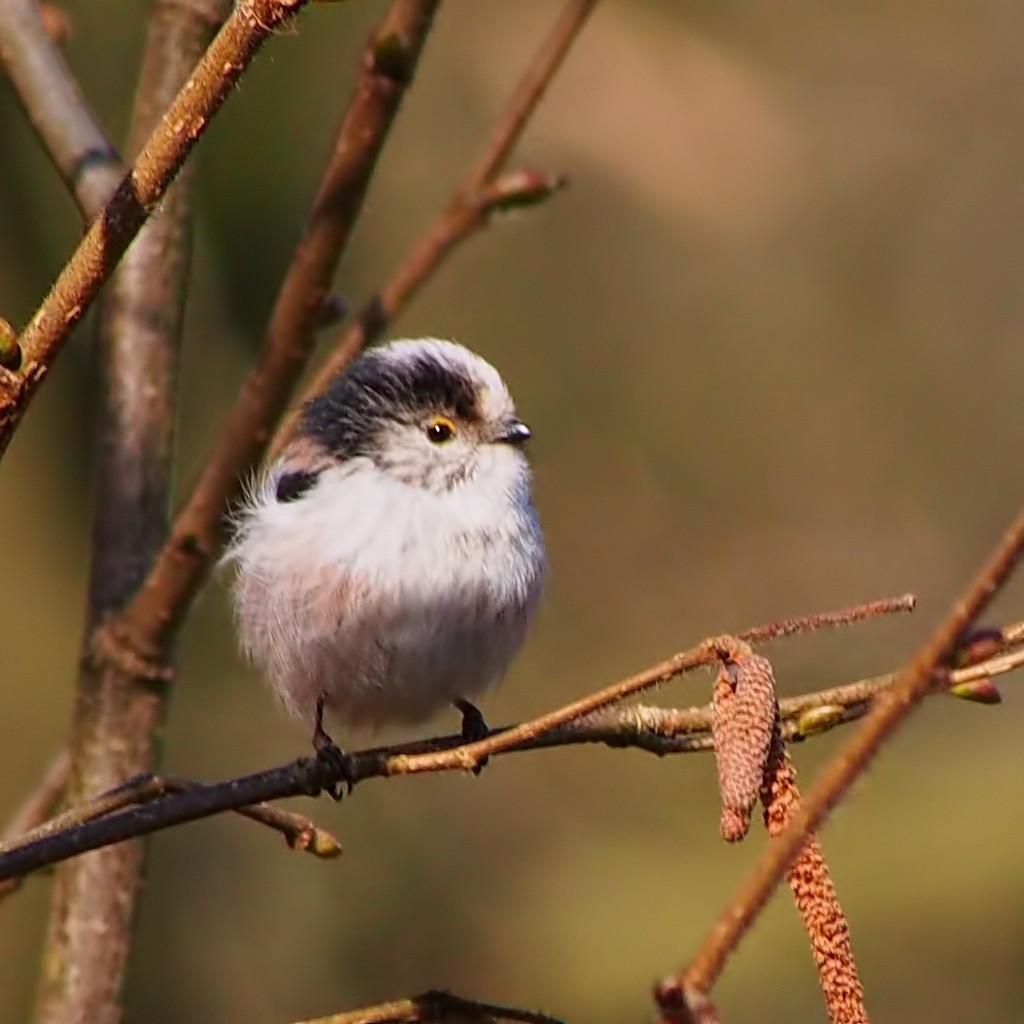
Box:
[453,698,490,775]
[313,738,354,800]
[312,695,354,799]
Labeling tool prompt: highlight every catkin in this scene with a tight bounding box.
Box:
[711,648,777,841]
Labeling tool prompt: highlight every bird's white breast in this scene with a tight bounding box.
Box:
[227,453,545,730]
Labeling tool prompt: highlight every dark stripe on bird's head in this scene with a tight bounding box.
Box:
[300,347,481,461]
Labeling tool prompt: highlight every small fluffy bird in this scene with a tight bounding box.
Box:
[226,338,546,764]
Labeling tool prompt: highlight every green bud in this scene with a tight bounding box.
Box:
[949,678,1002,705]
[795,704,846,737]
[310,830,343,858]
[0,317,20,370]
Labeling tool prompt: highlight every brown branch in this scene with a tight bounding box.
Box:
[676,498,1024,1004]
[150,779,341,856]
[22,612,1006,897]
[0,0,124,217]
[29,620,1015,889]
[4,773,341,860]
[0,0,310,461]
[737,593,916,643]
[381,594,917,774]
[9,596,1020,889]
[540,631,1023,757]
[269,0,599,454]
[654,983,721,1024]
[0,594,922,884]
[295,989,564,1024]
[116,0,443,662]
[32,3,230,1023]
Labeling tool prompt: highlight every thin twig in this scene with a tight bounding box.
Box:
[0,751,69,902]
[295,989,564,1024]
[269,0,599,454]
[541,631,1024,756]
[0,0,124,217]
[384,594,917,773]
[678,499,1024,999]
[2,751,70,842]
[0,594,921,884]
[4,773,341,860]
[739,593,915,644]
[116,0,442,663]
[0,0,310,460]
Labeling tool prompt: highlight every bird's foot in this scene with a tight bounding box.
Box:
[313,696,353,800]
[453,698,490,775]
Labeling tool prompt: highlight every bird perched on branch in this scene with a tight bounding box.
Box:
[225,338,546,783]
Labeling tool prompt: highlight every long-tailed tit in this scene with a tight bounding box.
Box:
[225,338,546,776]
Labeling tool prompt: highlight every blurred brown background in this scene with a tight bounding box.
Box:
[3,1,1024,1021]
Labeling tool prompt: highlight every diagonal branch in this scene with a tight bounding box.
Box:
[677,497,1024,1002]
[0,0,310,460]
[0,0,125,216]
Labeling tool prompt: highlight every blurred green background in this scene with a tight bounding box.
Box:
[3,1,1024,1021]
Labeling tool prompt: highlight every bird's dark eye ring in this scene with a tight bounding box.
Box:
[425,416,456,444]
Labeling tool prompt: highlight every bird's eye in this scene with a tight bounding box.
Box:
[425,416,456,444]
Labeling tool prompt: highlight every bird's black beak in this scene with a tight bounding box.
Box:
[493,419,532,447]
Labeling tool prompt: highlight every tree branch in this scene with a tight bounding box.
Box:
[0,594,938,885]
[5,772,341,861]
[11,599,1022,895]
[0,0,124,217]
[0,0,310,460]
[676,497,1024,1004]
[294,989,565,1024]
